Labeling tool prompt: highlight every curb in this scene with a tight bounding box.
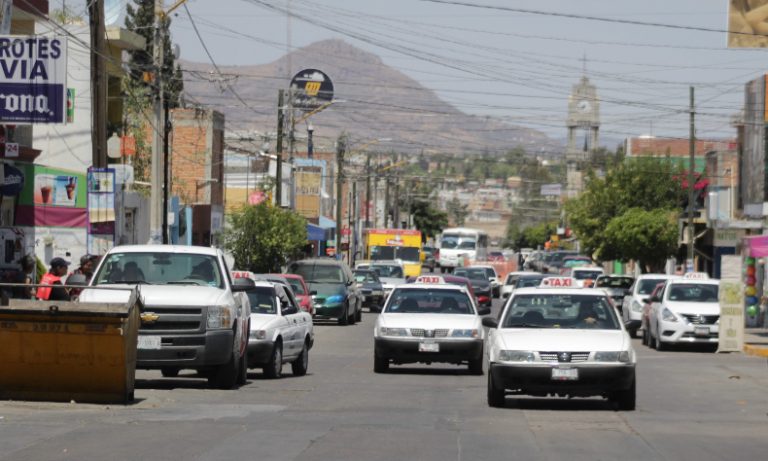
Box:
[743,344,768,358]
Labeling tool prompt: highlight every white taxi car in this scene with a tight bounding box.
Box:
[621,274,678,338]
[243,280,314,378]
[484,277,636,410]
[373,279,491,374]
[646,273,720,351]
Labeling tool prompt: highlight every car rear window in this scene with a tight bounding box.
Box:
[385,288,474,315]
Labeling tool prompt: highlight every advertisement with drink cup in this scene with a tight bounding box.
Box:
[34,174,78,207]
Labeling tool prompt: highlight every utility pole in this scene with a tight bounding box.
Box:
[336,134,346,260]
[162,101,170,243]
[149,0,166,243]
[349,181,356,263]
[687,86,695,272]
[365,152,371,227]
[275,89,285,207]
[384,174,390,228]
[88,0,107,169]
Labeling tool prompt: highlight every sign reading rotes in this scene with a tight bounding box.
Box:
[0,35,68,124]
[290,69,333,111]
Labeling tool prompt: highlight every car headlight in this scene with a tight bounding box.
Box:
[594,351,631,362]
[325,294,344,306]
[207,305,232,329]
[631,300,643,312]
[661,307,678,322]
[249,329,267,340]
[498,350,535,362]
[379,327,408,337]
[451,329,479,338]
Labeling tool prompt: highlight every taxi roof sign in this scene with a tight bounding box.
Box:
[415,275,445,284]
[232,270,257,280]
[539,277,577,288]
[683,272,709,280]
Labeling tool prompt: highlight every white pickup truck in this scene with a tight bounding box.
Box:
[79,245,251,389]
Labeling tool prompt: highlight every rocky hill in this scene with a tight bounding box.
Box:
[181,39,562,156]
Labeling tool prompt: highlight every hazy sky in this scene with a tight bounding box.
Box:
[55,1,768,144]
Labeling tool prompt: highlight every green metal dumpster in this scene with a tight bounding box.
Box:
[0,289,140,404]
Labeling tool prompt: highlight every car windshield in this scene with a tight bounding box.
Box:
[502,294,620,330]
[573,270,603,280]
[667,284,719,302]
[371,265,404,278]
[288,262,344,283]
[638,279,666,295]
[93,252,223,288]
[595,276,634,289]
[354,271,378,283]
[286,278,306,295]
[504,273,519,284]
[246,286,277,314]
[441,234,476,250]
[515,276,544,288]
[453,268,487,281]
[385,288,474,314]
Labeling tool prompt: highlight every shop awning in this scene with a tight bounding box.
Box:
[307,223,325,241]
[318,216,336,229]
[745,234,768,258]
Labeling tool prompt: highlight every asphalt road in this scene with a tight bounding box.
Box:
[1,296,767,460]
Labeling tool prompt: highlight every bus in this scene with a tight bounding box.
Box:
[363,229,423,277]
[437,227,489,273]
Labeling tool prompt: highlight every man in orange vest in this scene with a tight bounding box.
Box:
[36,257,71,301]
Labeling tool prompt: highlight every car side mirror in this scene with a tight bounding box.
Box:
[477,306,491,316]
[482,317,498,328]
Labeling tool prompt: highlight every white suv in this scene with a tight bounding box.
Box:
[621,274,678,338]
[646,275,720,350]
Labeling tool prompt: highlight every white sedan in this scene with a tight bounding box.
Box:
[647,274,720,351]
[244,280,314,379]
[484,277,636,410]
[374,283,491,374]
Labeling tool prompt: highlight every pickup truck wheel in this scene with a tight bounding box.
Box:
[161,367,179,378]
[237,348,248,385]
[263,341,283,379]
[208,351,238,389]
[291,341,309,376]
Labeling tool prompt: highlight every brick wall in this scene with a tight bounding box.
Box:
[170,108,224,206]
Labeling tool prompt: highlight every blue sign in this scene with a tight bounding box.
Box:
[0,163,24,196]
[0,35,68,124]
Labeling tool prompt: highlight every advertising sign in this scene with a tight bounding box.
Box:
[290,69,334,111]
[295,167,322,219]
[540,183,562,196]
[718,255,744,352]
[0,35,68,123]
[87,168,116,254]
[0,162,23,196]
[728,1,768,48]
[34,173,78,207]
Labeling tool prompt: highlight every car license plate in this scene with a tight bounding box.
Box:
[551,367,578,381]
[138,335,162,350]
[694,326,710,337]
[419,342,440,353]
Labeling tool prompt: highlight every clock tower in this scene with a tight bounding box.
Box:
[565,75,600,196]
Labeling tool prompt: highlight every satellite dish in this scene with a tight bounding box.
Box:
[104,0,124,27]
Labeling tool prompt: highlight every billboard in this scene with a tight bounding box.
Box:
[295,167,322,219]
[0,35,68,123]
[728,0,768,48]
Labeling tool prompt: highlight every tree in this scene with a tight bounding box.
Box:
[409,198,449,243]
[223,204,308,273]
[603,208,678,273]
[446,197,469,226]
[566,157,685,260]
[124,0,184,107]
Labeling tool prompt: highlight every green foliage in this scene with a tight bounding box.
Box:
[504,220,557,250]
[603,208,678,273]
[566,157,685,262]
[409,197,449,243]
[125,0,184,108]
[446,197,469,226]
[223,204,308,273]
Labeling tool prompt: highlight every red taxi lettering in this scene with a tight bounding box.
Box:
[416,276,443,284]
[541,277,573,287]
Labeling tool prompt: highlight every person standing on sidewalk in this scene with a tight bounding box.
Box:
[36,257,71,301]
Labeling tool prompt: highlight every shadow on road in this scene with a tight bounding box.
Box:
[134,374,213,391]
[382,366,477,376]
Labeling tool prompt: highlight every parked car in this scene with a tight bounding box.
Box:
[354,269,386,312]
[453,267,493,307]
[594,275,635,307]
[281,273,314,315]
[81,245,251,389]
[621,274,678,338]
[370,260,407,298]
[242,279,314,379]
[647,274,720,351]
[487,251,505,262]
[373,282,489,374]
[286,259,362,325]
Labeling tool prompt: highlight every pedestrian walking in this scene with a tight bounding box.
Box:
[36,257,71,301]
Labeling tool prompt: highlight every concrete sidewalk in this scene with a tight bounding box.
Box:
[744,328,768,357]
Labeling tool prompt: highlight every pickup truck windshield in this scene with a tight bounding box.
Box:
[93,252,224,288]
